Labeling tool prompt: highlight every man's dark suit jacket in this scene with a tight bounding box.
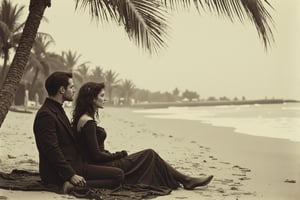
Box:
[33,98,83,185]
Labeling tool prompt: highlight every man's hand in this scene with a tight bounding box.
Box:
[70,174,86,187]
[121,150,128,156]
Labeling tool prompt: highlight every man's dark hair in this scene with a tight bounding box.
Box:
[45,71,72,96]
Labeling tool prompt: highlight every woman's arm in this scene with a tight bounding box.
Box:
[81,121,126,162]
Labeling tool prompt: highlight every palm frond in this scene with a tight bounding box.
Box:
[27,53,44,70]
[75,0,169,53]
[62,50,85,71]
[33,33,55,55]
[0,21,12,42]
[161,0,274,48]
[12,3,25,28]
[75,0,273,51]
[13,22,25,33]
[75,0,117,21]
[105,69,120,85]
[77,61,91,69]
[0,0,25,32]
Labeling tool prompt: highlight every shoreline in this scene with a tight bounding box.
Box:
[0,107,299,199]
[128,99,299,109]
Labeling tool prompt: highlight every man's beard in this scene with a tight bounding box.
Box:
[63,95,73,102]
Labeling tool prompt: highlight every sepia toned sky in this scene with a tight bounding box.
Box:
[13,0,300,100]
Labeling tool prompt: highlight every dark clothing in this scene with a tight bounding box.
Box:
[33,98,123,188]
[76,120,180,189]
[82,164,124,189]
[33,98,82,185]
[78,120,126,163]
[0,169,172,199]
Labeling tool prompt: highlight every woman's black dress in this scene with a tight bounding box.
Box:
[76,120,179,189]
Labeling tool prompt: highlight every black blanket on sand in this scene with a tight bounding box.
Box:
[0,169,172,200]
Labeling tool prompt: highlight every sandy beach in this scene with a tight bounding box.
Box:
[0,106,299,200]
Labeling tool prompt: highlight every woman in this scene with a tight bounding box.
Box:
[71,82,213,190]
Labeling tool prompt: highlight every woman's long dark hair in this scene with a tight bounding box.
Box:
[71,82,105,129]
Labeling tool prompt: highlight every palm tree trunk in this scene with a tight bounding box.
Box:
[29,67,40,98]
[108,86,112,104]
[0,50,9,88]
[125,93,129,105]
[0,0,48,127]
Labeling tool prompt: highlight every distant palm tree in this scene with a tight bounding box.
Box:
[120,79,136,105]
[0,0,25,87]
[62,50,89,72]
[104,69,120,104]
[72,63,90,90]
[24,33,55,97]
[89,66,104,83]
[0,0,274,126]
[172,87,180,101]
[61,50,91,89]
[45,52,66,73]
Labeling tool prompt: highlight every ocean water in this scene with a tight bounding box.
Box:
[133,103,300,142]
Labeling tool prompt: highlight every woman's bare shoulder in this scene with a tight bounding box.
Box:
[77,114,94,131]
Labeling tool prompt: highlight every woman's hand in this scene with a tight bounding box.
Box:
[120,150,128,156]
[114,150,128,158]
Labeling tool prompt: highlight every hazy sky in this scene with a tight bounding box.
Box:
[13,0,300,100]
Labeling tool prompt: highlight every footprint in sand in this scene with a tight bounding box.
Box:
[7,154,16,159]
[152,132,158,136]
[233,165,251,173]
[232,173,246,177]
[209,155,218,161]
[240,168,251,173]
[242,192,256,196]
[191,163,202,168]
[214,178,233,184]
[209,166,217,169]
[239,177,251,181]
[229,183,243,187]
[205,147,210,151]
[220,161,231,165]
[216,188,225,193]
[17,159,38,165]
[284,179,296,183]
[230,186,239,191]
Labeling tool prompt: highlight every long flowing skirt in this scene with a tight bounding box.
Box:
[102,149,180,189]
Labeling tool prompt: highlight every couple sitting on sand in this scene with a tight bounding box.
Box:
[33,71,213,194]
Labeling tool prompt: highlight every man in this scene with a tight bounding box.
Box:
[33,72,123,193]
